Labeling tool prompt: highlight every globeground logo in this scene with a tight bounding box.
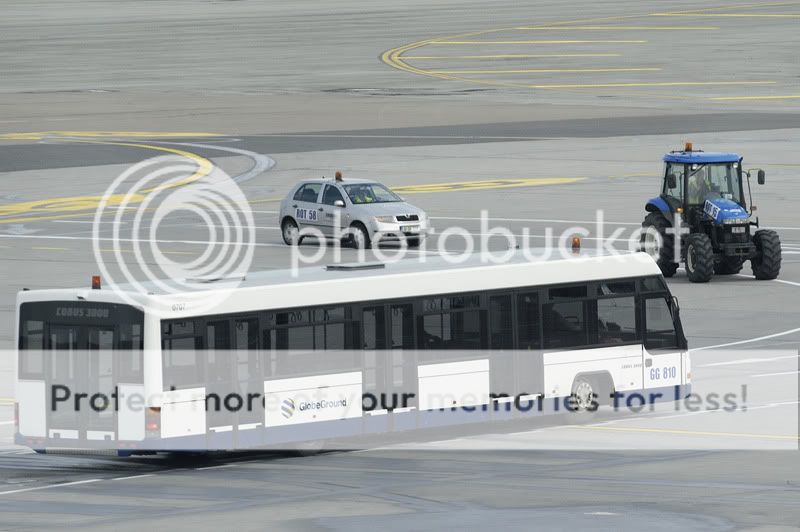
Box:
[281,398,296,419]
[91,155,256,316]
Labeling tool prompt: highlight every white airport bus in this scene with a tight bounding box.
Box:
[15,250,690,453]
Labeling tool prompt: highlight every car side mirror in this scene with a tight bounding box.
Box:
[333,199,345,207]
[757,169,765,185]
[666,173,677,189]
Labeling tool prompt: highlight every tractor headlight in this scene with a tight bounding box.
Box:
[374,216,395,223]
[722,218,749,225]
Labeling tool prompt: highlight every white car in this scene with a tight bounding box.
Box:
[279,176,429,248]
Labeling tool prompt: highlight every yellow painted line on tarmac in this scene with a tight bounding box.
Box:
[526,80,776,89]
[249,197,282,204]
[433,40,648,44]
[651,12,800,17]
[710,95,800,100]
[393,177,585,194]
[574,424,800,441]
[0,397,14,404]
[514,25,720,30]
[0,140,214,221]
[610,173,658,179]
[430,67,660,74]
[403,53,622,60]
[31,246,69,251]
[0,131,220,141]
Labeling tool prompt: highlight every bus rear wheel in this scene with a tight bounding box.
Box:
[570,376,598,415]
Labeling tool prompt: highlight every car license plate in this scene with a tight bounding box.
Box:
[401,225,419,233]
[732,226,746,234]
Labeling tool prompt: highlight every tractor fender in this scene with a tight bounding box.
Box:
[645,196,674,223]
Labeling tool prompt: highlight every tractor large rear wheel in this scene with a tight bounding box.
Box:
[714,256,744,275]
[685,233,714,283]
[751,229,781,280]
[641,212,678,278]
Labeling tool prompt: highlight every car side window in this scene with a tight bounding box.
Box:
[322,185,345,206]
[293,183,322,203]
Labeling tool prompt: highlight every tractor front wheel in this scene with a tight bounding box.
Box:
[751,229,781,280]
[685,233,714,283]
[641,212,678,278]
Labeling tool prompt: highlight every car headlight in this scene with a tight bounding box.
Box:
[722,218,749,225]
[374,216,395,223]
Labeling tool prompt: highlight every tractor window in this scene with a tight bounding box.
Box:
[707,164,742,204]
[663,163,684,201]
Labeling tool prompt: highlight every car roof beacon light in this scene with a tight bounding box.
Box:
[91,275,101,290]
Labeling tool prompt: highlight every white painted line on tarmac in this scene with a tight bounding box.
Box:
[111,474,156,481]
[0,233,287,248]
[693,327,800,351]
[0,421,14,426]
[698,354,798,367]
[430,216,640,226]
[0,478,102,496]
[194,464,237,471]
[51,220,127,225]
[752,370,800,378]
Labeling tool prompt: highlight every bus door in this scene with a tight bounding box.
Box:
[232,317,263,448]
[362,304,417,417]
[205,317,264,449]
[642,296,684,391]
[45,324,116,440]
[205,320,234,448]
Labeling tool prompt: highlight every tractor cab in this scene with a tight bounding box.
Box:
[641,143,780,283]
[659,144,757,227]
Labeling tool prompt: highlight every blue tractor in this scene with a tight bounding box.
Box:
[641,143,781,283]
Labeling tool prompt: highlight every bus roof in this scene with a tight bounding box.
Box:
[18,250,663,317]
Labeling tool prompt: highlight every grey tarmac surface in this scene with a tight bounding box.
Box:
[0,0,799,530]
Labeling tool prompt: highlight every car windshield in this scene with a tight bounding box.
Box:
[343,183,402,204]
[687,163,743,205]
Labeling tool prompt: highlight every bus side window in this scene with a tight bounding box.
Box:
[543,301,587,349]
[489,295,513,350]
[162,320,204,389]
[516,292,540,350]
[596,297,637,345]
[644,298,678,350]
[19,320,44,379]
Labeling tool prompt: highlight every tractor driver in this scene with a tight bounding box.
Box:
[688,166,711,204]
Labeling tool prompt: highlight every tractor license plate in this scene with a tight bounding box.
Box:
[401,225,419,233]
[731,226,746,234]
